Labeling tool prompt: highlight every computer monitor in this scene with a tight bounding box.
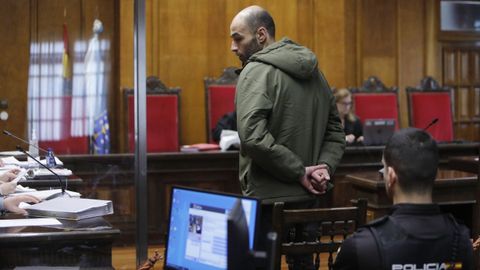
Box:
[164,186,260,270]
[363,118,395,146]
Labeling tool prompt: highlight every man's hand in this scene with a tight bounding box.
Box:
[310,166,330,193]
[346,134,355,144]
[0,169,20,182]
[300,164,329,195]
[3,195,40,215]
[472,236,480,251]
[0,182,16,195]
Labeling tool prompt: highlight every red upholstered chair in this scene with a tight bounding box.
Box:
[204,67,238,142]
[406,82,454,142]
[125,77,180,152]
[351,76,400,130]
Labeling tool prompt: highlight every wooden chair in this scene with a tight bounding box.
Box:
[125,76,181,152]
[204,67,238,143]
[406,77,454,142]
[272,199,368,270]
[351,76,400,130]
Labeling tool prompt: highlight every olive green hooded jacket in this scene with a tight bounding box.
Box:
[236,38,346,203]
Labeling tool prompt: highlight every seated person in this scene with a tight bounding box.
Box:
[0,170,40,215]
[333,88,363,144]
[333,128,474,269]
[211,111,237,143]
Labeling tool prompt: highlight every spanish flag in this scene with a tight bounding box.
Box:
[62,22,72,94]
[61,22,72,140]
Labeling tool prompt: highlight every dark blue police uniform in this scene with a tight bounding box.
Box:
[333,204,474,270]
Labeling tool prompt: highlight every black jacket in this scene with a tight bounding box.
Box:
[333,204,474,270]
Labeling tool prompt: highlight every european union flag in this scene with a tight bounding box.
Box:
[92,110,110,154]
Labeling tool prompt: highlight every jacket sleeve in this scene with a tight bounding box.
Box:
[236,66,305,182]
[317,72,346,174]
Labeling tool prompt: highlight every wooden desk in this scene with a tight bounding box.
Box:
[347,170,478,226]
[19,175,83,189]
[449,156,479,173]
[0,215,120,268]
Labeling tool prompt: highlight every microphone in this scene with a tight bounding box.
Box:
[3,130,48,153]
[16,145,68,197]
[423,118,439,131]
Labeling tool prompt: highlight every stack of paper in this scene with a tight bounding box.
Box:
[23,197,114,220]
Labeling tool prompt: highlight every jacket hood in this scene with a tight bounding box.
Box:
[247,38,318,80]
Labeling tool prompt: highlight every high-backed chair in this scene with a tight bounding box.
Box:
[406,77,454,142]
[204,67,238,143]
[351,76,400,130]
[125,76,180,152]
[272,199,368,270]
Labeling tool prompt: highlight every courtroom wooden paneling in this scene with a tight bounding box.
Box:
[0,0,30,151]
[117,0,444,146]
[1,0,478,152]
[442,47,480,141]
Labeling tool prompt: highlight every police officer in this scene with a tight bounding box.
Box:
[333,128,474,270]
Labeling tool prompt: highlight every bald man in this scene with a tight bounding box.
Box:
[230,6,345,269]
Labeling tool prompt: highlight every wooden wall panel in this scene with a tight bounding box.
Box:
[7,0,471,151]
[313,0,348,88]
[358,0,397,87]
[0,0,30,151]
[397,0,425,128]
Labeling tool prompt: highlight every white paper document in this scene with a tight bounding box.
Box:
[0,218,61,228]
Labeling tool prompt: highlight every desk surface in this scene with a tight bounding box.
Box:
[348,169,477,190]
[0,214,120,268]
[449,156,479,174]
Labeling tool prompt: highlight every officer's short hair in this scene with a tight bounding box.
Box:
[383,128,438,194]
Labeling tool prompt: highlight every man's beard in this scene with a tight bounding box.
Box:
[239,38,263,66]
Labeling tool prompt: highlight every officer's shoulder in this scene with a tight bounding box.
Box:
[363,215,390,228]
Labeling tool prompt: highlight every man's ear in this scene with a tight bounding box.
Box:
[256,27,268,44]
[386,166,397,189]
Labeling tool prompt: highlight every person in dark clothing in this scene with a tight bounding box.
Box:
[333,128,474,270]
[211,111,237,143]
[333,88,363,145]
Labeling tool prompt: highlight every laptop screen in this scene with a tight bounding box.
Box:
[362,118,395,146]
[164,186,260,270]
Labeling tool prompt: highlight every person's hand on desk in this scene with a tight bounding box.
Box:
[3,194,40,215]
[0,169,21,195]
[345,134,356,144]
[0,168,20,182]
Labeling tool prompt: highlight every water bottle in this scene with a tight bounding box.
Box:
[46,148,56,168]
[28,128,39,166]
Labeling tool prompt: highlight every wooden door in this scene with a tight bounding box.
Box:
[443,47,480,141]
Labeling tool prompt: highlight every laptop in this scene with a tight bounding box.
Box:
[164,186,260,270]
[362,119,395,146]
